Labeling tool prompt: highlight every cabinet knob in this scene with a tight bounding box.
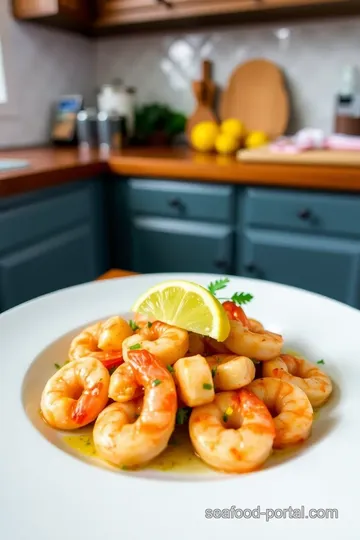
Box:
[297,208,312,220]
[214,260,228,270]
[245,264,257,274]
[168,198,184,210]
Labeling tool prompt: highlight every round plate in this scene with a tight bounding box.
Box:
[1,273,359,540]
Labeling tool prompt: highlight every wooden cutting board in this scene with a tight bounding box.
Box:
[220,59,289,139]
[238,146,360,167]
[186,59,217,141]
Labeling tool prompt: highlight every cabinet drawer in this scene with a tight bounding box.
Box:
[0,183,95,253]
[128,179,234,223]
[244,188,360,237]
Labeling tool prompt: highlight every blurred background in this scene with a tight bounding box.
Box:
[0,0,360,313]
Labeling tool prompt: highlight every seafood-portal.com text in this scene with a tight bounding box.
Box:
[205,506,338,521]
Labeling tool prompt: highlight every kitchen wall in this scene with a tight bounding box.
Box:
[95,16,360,134]
[0,2,93,149]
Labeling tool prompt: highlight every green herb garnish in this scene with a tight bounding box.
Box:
[211,367,217,378]
[203,383,213,390]
[223,413,229,423]
[317,359,325,365]
[129,343,141,350]
[152,379,162,386]
[208,278,230,296]
[147,321,153,328]
[54,363,61,370]
[167,365,175,373]
[208,277,253,306]
[176,407,191,425]
[129,320,139,331]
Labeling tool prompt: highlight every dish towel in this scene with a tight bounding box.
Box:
[270,129,360,153]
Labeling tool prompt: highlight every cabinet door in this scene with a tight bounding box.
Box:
[131,217,233,274]
[14,0,90,19]
[239,229,360,306]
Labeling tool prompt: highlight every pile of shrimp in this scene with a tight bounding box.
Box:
[40,303,332,474]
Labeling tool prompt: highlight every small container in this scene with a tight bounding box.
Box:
[77,108,98,148]
[97,111,128,151]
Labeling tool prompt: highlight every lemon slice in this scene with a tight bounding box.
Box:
[131,280,230,342]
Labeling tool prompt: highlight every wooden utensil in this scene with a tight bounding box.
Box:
[220,59,289,139]
[186,59,217,141]
[237,146,360,167]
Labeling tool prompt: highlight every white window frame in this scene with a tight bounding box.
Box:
[0,3,17,116]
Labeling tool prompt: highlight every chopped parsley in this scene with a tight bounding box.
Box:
[230,292,253,305]
[208,278,230,296]
[147,321,153,328]
[208,277,253,306]
[317,359,325,365]
[129,343,141,350]
[211,367,217,378]
[203,383,213,390]
[223,413,229,423]
[54,363,61,370]
[129,320,139,331]
[166,365,175,373]
[176,407,191,425]
[152,379,162,387]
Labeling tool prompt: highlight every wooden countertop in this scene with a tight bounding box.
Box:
[1,145,360,197]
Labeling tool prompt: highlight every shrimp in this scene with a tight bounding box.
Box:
[108,362,143,402]
[222,301,250,327]
[40,357,110,429]
[93,350,177,467]
[224,320,283,361]
[189,389,275,473]
[247,378,313,448]
[122,321,189,366]
[204,337,232,355]
[206,354,255,391]
[263,354,332,408]
[69,315,132,364]
[173,355,214,407]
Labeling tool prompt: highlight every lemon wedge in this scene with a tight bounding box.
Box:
[131,280,230,342]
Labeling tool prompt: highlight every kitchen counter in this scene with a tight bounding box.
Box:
[1,146,360,197]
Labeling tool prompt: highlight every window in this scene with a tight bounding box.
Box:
[0,40,7,104]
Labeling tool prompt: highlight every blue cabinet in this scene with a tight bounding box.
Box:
[240,229,360,306]
[0,179,107,312]
[132,216,233,274]
[238,187,360,308]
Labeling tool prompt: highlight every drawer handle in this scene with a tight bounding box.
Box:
[297,208,312,220]
[214,260,229,270]
[168,198,184,210]
[245,264,257,274]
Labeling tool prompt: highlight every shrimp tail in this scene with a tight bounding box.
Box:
[127,349,162,385]
[71,381,105,424]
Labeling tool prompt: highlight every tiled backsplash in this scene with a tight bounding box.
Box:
[95,17,360,134]
[1,7,359,148]
[0,3,93,149]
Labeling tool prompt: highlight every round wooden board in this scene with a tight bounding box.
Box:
[220,58,289,139]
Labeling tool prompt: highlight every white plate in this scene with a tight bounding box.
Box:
[1,273,359,540]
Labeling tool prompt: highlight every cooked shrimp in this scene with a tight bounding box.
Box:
[248,319,264,333]
[69,316,132,363]
[222,301,250,327]
[224,320,283,361]
[263,354,332,408]
[93,349,177,467]
[247,378,313,448]
[204,337,232,355]
[187,332,206,356]
[122,321,189,366]
[40,357,110,429]
[206,354,255,391]
[189,389,275,473]
[173,355,214,407]
[108,362,143,403]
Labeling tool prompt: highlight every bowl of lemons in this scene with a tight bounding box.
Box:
[190,119,268,155]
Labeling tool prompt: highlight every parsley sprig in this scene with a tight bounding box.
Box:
[208,278,253,306]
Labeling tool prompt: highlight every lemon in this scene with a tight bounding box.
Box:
[221,119,246,140]
[245,131,269,149]
[190,122,219,152]
[215,133,239,155]
[132,280,230,342]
